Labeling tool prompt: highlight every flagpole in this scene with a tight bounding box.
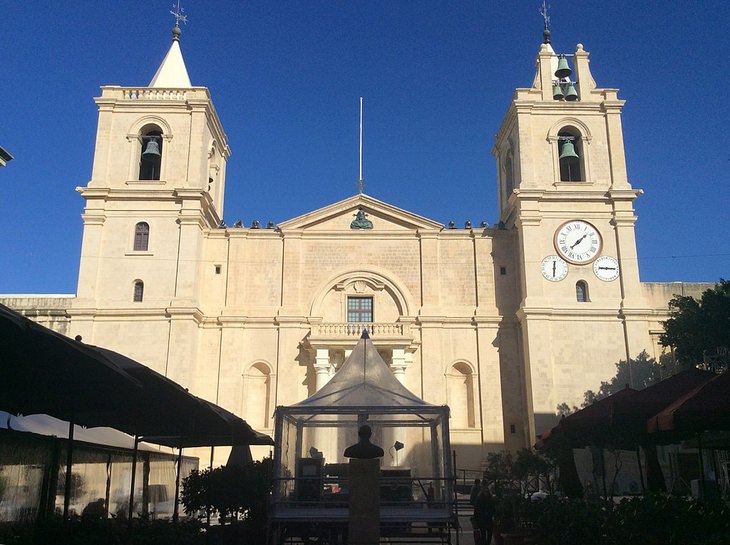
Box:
[359,96,363,192]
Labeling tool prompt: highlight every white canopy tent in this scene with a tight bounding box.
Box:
[271,330,454,543]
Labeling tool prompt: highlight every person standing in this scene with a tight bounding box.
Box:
[472,481,496,545]
[469,478,481,506]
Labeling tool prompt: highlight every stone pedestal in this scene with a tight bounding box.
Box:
[348,458,380,545]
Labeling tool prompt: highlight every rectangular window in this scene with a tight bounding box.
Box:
[347,297,373,323]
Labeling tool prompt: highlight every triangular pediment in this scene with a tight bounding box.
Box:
[277,194,443,232]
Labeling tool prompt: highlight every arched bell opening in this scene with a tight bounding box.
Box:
[138,126,163,180]
[558,128,584,182]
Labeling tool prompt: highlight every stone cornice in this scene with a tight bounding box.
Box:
[67,307,171,319]
[516,306,656,321]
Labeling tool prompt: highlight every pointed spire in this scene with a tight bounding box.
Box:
[149,27,192,88]
[149,5,192,88]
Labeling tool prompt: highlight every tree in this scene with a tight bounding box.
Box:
[660,279,730,371]
[557,351,663,416]
[181,457,273,527]
[584,350,662,402]
[513,448,556,496]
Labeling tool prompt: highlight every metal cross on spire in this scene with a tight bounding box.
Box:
[539,0,551,43]
[170,1,188,27]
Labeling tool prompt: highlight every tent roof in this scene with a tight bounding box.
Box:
[289,330,437,412]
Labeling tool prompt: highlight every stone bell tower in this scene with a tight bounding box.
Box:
[71,23,231,366]
[492,28,653,441]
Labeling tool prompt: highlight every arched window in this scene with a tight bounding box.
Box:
[502,150,515,207]
[138,128,163,180]
[133,280,144,302]
[447,362,476,428]
[243,362,272,429]
[558,128,584,182]
[576,280,589,302]
[133,222,149,251]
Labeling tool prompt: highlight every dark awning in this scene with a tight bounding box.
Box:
[0,303,142,421]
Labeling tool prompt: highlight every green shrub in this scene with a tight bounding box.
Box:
[181,457,273,529]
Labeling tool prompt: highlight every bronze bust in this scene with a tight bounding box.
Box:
[350,208,373,230]
[344,425,384,459]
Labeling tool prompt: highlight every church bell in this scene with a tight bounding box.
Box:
[564,84,578,101]
[142,137,161,161]
[555,55,572,79]
[559,140,579,162]
[552,83,564,100]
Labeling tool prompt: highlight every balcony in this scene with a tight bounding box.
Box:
[308,322,413,350]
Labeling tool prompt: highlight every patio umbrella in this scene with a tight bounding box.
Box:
[77,345,272,447]
[648,370,730,436]
[0,303,144,519]
[0,303,142,420]
[77,345,272,521]
[552,386,640,449]
[613,368,716,436]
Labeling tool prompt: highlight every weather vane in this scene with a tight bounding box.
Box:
[539,1,551,43]
[170,1,188,27]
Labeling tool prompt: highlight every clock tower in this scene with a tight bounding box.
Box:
[493,36,653,440]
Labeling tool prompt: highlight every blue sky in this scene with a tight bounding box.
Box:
[1,1,728,294]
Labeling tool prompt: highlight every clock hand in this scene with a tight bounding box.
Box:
[552,262,556,276]
[599,267,617,270]
[570,234,587,249]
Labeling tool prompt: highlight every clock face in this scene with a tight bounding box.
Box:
[554,220,602,265]
[541,255,568,282]
[593,255,620,281]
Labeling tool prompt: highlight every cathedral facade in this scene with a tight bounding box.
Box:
[2,28,710,470]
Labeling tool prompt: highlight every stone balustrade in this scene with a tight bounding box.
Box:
[121,88,188,101]
[310,322,408,337]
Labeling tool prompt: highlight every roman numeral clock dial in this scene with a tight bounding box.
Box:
[554,220,602,265]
